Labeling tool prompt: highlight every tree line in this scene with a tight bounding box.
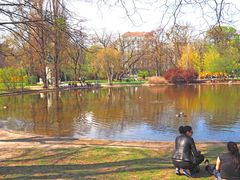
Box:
[0,0,240,88]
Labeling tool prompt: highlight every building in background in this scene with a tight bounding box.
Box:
[122,32,153,52]
[122,32,155,73]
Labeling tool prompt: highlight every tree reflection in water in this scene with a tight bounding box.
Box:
[0,85,240,141]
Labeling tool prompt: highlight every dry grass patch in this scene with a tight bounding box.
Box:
[147,76,168,85]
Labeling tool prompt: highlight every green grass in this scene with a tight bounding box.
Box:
[0,144,224,179]
[87,80,146,85]
[0,83,40,94]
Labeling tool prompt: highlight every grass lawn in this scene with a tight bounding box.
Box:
[0,83,42,94]
[87,80,146,85]
[0,143,224,179]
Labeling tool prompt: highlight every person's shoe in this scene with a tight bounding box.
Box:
[183,169,193,178]
[204,159,214,175]
[175,168,180,175]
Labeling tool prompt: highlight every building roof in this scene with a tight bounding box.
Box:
[122,32,153,38]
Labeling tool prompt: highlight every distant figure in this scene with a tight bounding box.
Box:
[172,126,204,177]
[3,106,8,110]
[205,142,240,179]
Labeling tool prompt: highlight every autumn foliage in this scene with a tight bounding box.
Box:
[199,72,228,79]
[164,68,198,84]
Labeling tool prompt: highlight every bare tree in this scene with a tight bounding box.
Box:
[146,29,171,76]
[93,31,113,48]
[166,24,192,67]
[66,29,87,84]
[113,33,148,79]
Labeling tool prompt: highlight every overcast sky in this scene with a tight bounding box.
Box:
[67,0,240,35]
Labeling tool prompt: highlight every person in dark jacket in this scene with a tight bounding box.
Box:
[172,126,204,177]
[175,126,185,175]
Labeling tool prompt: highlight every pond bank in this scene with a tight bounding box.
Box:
[0,85,100,97]
[1,80,240,96]
[0,129,228,179]
[0,129,227,149]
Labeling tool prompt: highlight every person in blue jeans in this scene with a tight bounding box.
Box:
[205,142,240,179]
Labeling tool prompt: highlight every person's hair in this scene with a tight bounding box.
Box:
[227,142,240,170]
[183,126,192,134]
[178,126,184,134]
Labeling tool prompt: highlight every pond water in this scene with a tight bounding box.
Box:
[0,85,240,142]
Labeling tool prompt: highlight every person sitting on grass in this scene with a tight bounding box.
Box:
[172,126,204,177]
[205,141,240,179]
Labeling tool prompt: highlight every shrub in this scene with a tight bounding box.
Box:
[138,70,156,79]
[147,76,168,84]
[27,76,38,85]
[0,68,28,90]
[164,68,198,84]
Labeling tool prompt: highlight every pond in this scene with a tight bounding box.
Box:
[0,85,240,142]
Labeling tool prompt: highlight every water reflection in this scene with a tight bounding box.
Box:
[0,85,240,141]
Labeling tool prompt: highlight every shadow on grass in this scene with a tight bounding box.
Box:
[0,156,213,179]
[0,136,78,144]
[0,148,84,164]
[0,141,223,179]
[0,158,173,179]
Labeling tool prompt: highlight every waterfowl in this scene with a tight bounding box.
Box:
[176,114,181,117]
[176,112,187,118]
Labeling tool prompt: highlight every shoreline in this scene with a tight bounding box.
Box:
[0,81,240,97]
[0,85,100,97]
[0,129,229,149]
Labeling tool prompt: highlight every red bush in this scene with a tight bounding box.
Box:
[164,68,198,84]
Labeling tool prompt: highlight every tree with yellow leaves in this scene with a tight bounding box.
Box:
[94,48,121,85]
[178,45,202,73]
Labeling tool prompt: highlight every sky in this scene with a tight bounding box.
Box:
[66,0,240,35]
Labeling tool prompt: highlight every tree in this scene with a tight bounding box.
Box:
[203,45,239,74]
[65,30,86,83]
[178,45,201,73]
[114,33,149,79]
[166,24,191,67]
[149,29,169,76]
[0,0,82,88]
[94,48,121,85]
[203,26,240,74]
[206,26,238,46]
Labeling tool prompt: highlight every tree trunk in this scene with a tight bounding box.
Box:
[156,59,161,76]
[54,28,60,88]
[107,74,113,85]
[54,59,59,88]
[42,66,48,88]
